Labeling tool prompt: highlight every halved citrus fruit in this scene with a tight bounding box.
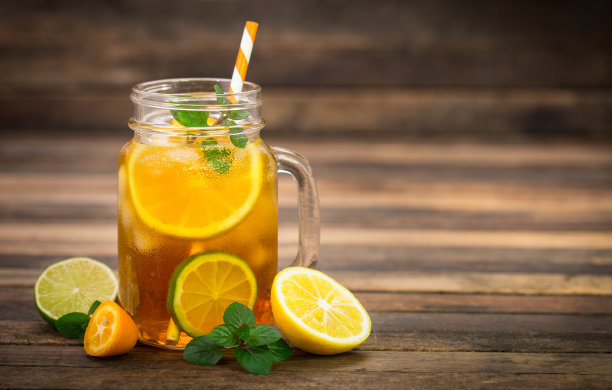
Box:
[127,140,263,239]
[167,252,257,337]
[271,267,371,355]
[84,301,138,357]
[34,257,118,327]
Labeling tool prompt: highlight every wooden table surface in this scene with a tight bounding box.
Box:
[1,133,612,389]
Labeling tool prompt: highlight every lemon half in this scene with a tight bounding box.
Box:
[271,267,371,355]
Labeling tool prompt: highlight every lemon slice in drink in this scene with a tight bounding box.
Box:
[167,252,257,337]
[271,267,371,355]
[34,257,118,327]
[127,140,263,239]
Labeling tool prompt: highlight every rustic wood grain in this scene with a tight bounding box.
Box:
[2,346,612,374]
[1,133,611,386]
[2,368,610,390]
[1,90,611,140]
[1,0,612,386]
[1,0,611,88]
[1,347,612,389]
[4,320,612,354]
[4,282,612,316]
[1,0,612,139]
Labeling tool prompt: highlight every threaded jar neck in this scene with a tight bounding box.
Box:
[129,78,264,142]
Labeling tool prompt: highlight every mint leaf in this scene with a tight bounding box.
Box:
[183,335,225,366]
[230,110,249,120]
[214,84,232,106]
[88,300,101,316]
[241,324,281,346]
[228,127,248,148]
[209,324,240,347]
[237,325,251,341]
[182,302,292,375]
[224,119,248,148]
[199,138,233,174]
[212,84,248,148]
[234,346,274,375]
[55,312,90,342]
[172,109,209,127]
[266,339,292,362]
[223,302,256,329]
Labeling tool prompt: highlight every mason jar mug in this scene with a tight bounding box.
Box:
[118,78,319,349]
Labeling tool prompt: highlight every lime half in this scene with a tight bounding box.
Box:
[167,252,257,337]
[34,257,118,327]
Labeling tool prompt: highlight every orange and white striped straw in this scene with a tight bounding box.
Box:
[228,21,258,99]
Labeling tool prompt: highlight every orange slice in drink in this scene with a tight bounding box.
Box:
[84,301,138,357]
[127,139,263,239]
[167,252,257,337]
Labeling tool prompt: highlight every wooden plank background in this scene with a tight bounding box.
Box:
[1,1,612,388]
[0,0,611,140]
[1,135,612,388]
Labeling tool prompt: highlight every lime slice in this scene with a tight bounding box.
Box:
[34,257,118,327]
[167,252,257,337]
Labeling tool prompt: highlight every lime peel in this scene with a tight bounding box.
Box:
[34,257,118,327]
[167,252,257,338]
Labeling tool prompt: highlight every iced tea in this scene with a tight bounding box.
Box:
[118,137,278,348]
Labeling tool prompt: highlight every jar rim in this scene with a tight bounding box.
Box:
[129,78,264,139]
[130,78,262,110]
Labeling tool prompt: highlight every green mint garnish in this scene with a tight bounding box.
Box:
[230,110,250,120]
[55,312,90,342]
[208,324,241,347]
[55,300,101,344]
[170,99,210,128]
[223,301,256,329]
[226,120,249,148]
[212,86,249,149]
[239,324,282,346]
[183,335,225,366]
[214,84,232,106]
[171,109,209,127]
[183,302,292,375]
[198,138,233,174]
[171,85,251,173]
[87,300,101,316]
[234,345,274,376]
[266,339,294,362]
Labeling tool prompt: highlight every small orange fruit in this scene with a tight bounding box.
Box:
[84,301,138,357]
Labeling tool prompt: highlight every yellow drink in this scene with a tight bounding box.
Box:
[119,78,319,350]
[118,137,278,349]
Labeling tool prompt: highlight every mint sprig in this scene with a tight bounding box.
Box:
[171,108,209,128]
[170,85,250,172]
[214,84,232,106]
[212,85,250,149]
[183,303,292,375]
[198,137,233,174]
[55,300,101,344]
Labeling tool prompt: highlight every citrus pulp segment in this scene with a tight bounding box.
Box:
[127,140,263,239]
[34,257,118,326]
[84,301,138,357]
[167,252,257,337]
[270,267,371,355]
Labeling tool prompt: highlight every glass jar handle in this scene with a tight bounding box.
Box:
[272,147,320,269]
